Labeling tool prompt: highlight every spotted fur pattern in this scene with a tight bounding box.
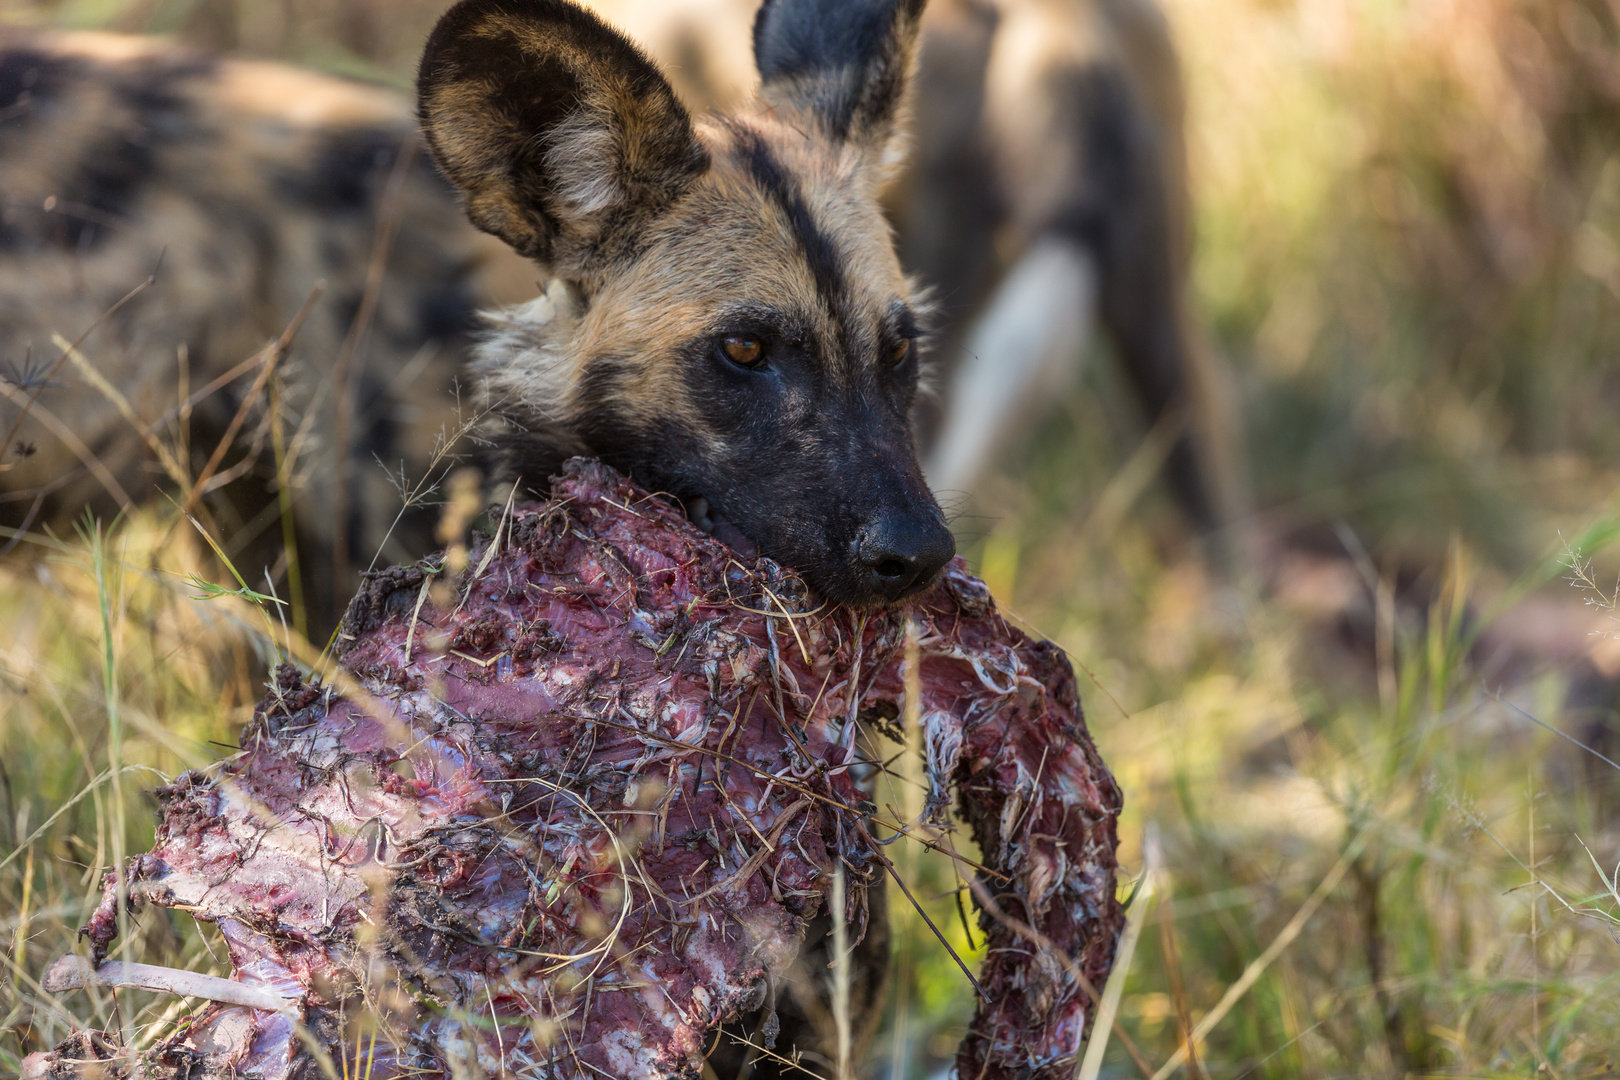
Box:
[0,29,516,623]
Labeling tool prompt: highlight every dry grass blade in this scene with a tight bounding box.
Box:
[1147,827,1371,1080]
[85,517,133,1050]
[1574,837,1620,926]
[155,349,278,436]
[830,866,852,1080]
[51,333,190,491]
[451,478,520,619]
[1078,830,1161,1080]
[402,570,437,665]
[1155,892,1204,1080]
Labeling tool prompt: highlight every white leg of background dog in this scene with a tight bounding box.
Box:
[926,236,1097,499]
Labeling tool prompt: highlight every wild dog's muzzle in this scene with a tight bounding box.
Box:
[856,505,956,604]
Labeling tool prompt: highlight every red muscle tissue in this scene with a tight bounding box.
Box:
[29,460,1123,1080]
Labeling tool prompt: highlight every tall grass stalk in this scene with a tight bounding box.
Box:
[270,374,308,641]
[831,867,852,1080]
[84,517,133,1049]
[886,621,922,1080]
[1078,831,1160,1080]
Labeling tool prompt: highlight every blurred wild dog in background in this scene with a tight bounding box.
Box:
[0,0,1229,636]
[0,28,504,630]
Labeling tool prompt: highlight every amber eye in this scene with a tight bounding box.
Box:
[721,334,764,368]
[891,339,912,366]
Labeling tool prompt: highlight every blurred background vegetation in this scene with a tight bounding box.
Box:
[4,0,1620,1075]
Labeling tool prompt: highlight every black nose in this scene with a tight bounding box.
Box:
[856,510,956,603]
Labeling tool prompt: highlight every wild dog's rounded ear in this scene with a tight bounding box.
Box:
[418,0,709,270]
[753,0,927,170]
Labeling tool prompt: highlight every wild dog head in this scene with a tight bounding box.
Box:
[418,0,954,607]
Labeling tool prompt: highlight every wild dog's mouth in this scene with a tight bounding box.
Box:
[682,496,760,560]
[681,489,955,609]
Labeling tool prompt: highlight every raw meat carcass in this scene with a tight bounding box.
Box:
[28,460,1123,1080]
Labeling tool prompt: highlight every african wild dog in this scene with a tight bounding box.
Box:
[0,28,525,626]
[0,0,960,618]
[2,0,955,1065]
[417,0,958,609]
[0,0,1229,627]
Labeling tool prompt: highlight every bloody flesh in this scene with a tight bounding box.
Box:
[41,460,1123,1080]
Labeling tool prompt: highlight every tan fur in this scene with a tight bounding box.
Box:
[475,111,912,452]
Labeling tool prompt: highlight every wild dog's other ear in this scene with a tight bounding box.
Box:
[753,0,927,167]
[418,0,709,270]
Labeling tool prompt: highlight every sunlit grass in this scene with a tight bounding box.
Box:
[0,513,273,1071]
[949,404,1620,1075]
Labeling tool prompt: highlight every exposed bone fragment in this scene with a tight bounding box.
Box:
[43,955,296,1012]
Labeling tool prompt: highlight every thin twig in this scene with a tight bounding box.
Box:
[859,821,985,1001]
[1494,690,1620,772]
